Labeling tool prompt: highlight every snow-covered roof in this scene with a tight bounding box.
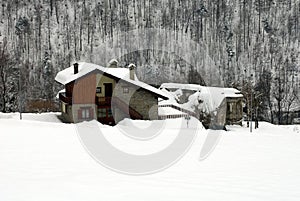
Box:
[108,58,118,65]
[159,83,243,112]
[55,89,65,99]
[160,83,243,98]
[55,62,168,99]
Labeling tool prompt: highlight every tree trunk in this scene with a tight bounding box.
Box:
[0,69,6,112]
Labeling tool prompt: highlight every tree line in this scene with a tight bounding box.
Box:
[0,0,299,124]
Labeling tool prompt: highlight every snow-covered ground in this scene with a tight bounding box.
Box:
[0,113,300,201]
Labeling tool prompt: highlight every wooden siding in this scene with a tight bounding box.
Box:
[225,97,243,125]
[65,82,74,97]
[73,73,97,104]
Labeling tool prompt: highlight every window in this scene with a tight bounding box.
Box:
[78,107,93,120]
[98,108,106,118]
[96,87,102,93]
[108,108,113,117]
[82,109,90,119]
[123,87,129,93]
[62,103,66,113]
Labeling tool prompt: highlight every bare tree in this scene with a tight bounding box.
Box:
[0,37,18,112]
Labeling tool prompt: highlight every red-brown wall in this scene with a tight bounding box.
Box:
[73,73,97,104]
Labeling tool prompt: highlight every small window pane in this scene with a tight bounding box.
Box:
[108,108,113,117]
[123,87,129,93]
[98,108,106,118]
[81,108,91,119]
[86,109,90,118]
[96,87,101,93]
[62,104,66,113]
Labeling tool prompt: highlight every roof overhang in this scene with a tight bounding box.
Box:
[55,63,169,100]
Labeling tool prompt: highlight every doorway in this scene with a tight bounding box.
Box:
[104,83,113,97]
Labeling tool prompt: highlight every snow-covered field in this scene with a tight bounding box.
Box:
[0,113,300,201]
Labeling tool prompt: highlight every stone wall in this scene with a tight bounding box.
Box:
[129,89,158,120]
[113,80,158,122]
[113,107,130,123]
[60,103,73,123]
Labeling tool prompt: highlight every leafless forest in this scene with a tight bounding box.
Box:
[0,0,299,124]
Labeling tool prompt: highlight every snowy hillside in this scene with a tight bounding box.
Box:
[0,0,299,124]
[0,113,300,201]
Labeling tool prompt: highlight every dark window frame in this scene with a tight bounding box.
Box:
[96,87,102,93]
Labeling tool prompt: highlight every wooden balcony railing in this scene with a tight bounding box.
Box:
[158,104,197,118]
[96,97,112,106]
[59,92,72,104]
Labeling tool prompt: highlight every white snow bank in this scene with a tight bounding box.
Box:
[116,117,202,130]
[158,88,181,106]
[0,112,62,123]
[1,115,300,201]
[181,91,203,112]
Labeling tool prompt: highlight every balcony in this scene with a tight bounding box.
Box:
[96,97,112,106]
[59,92,72,104]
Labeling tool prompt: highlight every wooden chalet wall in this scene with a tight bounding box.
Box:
[73,73,97,104]
[65,82,74,97]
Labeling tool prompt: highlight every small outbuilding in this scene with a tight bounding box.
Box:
[159,83,243,128]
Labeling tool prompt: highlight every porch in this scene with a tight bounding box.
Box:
[96,97,115,125]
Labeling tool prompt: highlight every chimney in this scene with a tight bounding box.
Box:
[73,63,79,74]
[128,63,136,80]
[108,59,118,68]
